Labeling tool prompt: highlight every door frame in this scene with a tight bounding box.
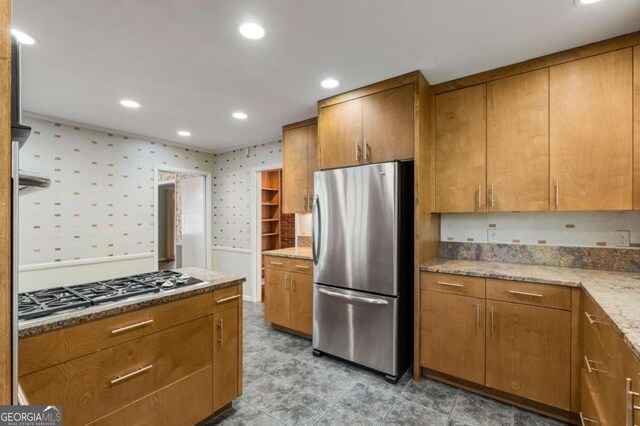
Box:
[250,163,282,303]
[157,180,176,262]
[153,166,212,270]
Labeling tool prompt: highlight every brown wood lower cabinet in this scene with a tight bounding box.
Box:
[486,300,571,409]
[19,287,243,426]
[264,256,313,336]
[420,290,485,385]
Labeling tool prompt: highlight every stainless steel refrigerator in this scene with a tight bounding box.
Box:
[311,161,413,384]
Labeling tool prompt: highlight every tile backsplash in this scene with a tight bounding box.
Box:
[441,211,640,248]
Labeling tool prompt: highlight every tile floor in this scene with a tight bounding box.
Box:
[208,301,569,426]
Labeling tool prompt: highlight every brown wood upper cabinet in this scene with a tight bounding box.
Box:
[283,118,318,214]
[634,46,640,210]
[549,48,633,211]
[318,83,414,170]
[435,85,487,212]
[487,69,549,211]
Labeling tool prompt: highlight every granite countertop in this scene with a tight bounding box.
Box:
[263,246,313,260]
[421,258,640,359]
[18,268,245,338]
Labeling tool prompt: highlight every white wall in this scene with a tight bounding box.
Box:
[441,211,640,248]
[211,247,252,299]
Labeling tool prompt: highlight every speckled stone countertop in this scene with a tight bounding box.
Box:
[421,258,640,359]
[263,246,313,260]
[18,268,245,338]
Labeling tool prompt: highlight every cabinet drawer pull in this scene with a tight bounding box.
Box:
[584,356,605,374]
[437,281,465,288]
[270,261,284,266]
[579,412,599,425]
[295,264,310,270]
[216,294,241,304]
[508,290,543,298]
[584,312,604,325]
[110,365,153,384]
[111,319,154,334]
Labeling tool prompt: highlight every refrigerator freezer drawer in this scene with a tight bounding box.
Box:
[313,284,398,376]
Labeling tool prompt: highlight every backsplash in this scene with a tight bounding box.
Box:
[441,212,640,248]
[440,242,640,272]
[212,142,282,250]
[19,116,215,266]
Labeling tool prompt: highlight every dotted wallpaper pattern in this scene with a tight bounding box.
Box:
[19,117,216,266]
[213,142,283,250]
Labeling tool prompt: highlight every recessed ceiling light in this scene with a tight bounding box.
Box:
[575,0,601,4]
[239,23,265,40]
[321,78,340,89]
[11,29,36,45]
[177,130,191,137]
[120,99,141,109]
[232,112,248,120]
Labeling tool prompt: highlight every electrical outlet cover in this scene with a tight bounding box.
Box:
[616,230,630,247]
[487,229,497,243]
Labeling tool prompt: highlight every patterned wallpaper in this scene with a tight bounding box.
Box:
[213,142,282,249]
[19,116,215,266]
[441,211,640,248]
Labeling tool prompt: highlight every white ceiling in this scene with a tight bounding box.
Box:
[13,0,640,151]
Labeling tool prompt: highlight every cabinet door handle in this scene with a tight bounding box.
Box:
[476,304,480,331]
[437,281,464,288]
[301,194,306,212]
[579,412,599,425]
[477,185,482,210]
[627,378,640,426]
[216,294,241,304]
[584,311,604,325]
[110,365,153,384]
[218,319,224,349]
[584,356,606,374]
[111,319,154,335]
[508,290,543,298]
[490,184,495,208]
[490,306,495,335]
[355,139,361,162]
[364,140,370,162]
[285,275,290,290]
[291,276,296,291]
[555,180,560,207]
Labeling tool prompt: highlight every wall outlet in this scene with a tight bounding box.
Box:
[616,230,630,247]
[487,228,497,243]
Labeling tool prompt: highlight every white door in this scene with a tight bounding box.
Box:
[181,175,206,268]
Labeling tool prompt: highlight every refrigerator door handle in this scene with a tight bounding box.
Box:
[318,287,389,305]
[312,194,320,265]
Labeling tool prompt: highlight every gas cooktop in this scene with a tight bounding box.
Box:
[18,270,204,321]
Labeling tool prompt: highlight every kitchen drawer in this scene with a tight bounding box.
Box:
[289,258,313,275]
[19,292,214,376]
[264,255,290,270]
[580,370,604,426]
[421,272,485,298]
[87,366,213,426]
[21,315,213,426]
[486,278,571,310]
[213,284,242,313]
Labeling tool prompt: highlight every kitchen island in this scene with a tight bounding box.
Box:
[18,268,244,426]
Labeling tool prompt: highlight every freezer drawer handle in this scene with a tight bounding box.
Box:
[318,288,388,305]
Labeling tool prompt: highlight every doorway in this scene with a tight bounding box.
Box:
[154,166,212,271]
